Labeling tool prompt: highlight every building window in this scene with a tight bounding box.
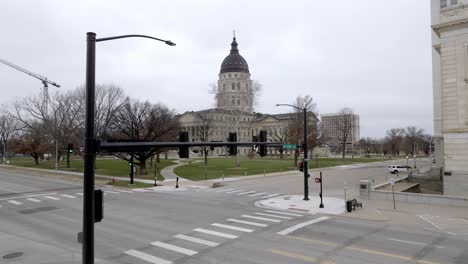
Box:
[237,83,240,90]
[451,0,458,5]
[232,83,235,90]
[223,83,226,90]
[229,74,231,77]
[235,74,237,77]
[237,99,240,105]
[232,99,235,105]
[441,0,447,7]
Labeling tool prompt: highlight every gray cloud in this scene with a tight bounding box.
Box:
[0,0,433,138]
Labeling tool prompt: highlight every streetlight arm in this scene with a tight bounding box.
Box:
[276,103,302,111]
[96,34,176,46]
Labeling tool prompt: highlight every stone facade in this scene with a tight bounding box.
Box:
[321,113,360,147]
[432,0,468,196]
[178,37,318,156]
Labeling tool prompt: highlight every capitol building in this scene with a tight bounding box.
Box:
[178,36,318,156]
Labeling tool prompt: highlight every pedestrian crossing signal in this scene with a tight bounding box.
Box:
[298,162,304,172]
[315,178,321,183]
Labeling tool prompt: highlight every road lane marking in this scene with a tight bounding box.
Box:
[254,212,293,219]
[286,235,439,264]
[211,223,254,232]
[225,190,245,194]
[44,196,60,200]
[241,215,281,223]
[265,210,304,217]
[124,249,172,264]
[248,192,267,197]
[269,249,317,263]
[277,216,330,235]
[174,234,219,247]
[61,194,76,198]
[226,219,268,227]
[261,194,280,198]
[26,198,41,203]
[0,192,57,201]
[236,191,256,195]
[7,200,22,205]
[216,188,235,192]
[386,238,445,249]
[150,241,197,256]
[194,228,238,239]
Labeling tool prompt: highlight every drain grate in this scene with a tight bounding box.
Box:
[3,252,23,259]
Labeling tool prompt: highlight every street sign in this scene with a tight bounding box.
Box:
[282,144,297,150]
[390,178,395,185]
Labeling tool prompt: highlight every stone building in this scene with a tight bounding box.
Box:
[321,113,360,147]
[178,36,318,156]
[431,0,468,196]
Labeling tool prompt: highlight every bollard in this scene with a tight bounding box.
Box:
[176,177,179,188]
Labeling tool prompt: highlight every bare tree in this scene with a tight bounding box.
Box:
[11,123,49,165]
[0,110,20,164]
[110,98,179,175]
[335,107,354,160]
[270,127,288,159]
[191,114,214,166]
[404,126,425,155]
[287,95,318,166]
[385,128,405,156]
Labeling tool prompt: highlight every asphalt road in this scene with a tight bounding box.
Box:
[0,160,465,264]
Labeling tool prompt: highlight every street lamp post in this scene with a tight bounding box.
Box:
[276,103,309,201]
[83,32,175,264]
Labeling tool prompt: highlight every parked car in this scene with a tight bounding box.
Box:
[388,165,410,174]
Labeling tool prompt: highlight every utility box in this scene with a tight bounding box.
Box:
[359,180,370,197]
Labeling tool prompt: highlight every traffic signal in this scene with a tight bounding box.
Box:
[179,131,189,158]
[298,161,304,172]
[94,189,103,223]
[228,132,237,155]
[259,130,267,157]
[67,143,74,154]
[128,162,133,166]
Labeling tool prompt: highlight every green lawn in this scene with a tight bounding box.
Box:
[174,157,382,181]
[9,156,176,179]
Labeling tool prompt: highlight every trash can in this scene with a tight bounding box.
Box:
[346,200,352,212]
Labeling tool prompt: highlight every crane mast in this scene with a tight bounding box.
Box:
[0,58,60,113]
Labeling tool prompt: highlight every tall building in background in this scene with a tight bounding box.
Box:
[321,113,360,147]
[431,0,468,196]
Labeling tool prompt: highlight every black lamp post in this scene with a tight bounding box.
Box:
[83,32,175,264]
[276,103,309,201]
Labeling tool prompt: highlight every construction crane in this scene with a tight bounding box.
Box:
[0,58,60,113]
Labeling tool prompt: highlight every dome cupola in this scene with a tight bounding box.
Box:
[220,37,249,74]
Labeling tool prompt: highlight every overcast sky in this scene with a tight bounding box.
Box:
[0,0,432,138]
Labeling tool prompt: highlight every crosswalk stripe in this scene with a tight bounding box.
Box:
[254,212,292,219]
[225,190,245,194]
[8,200,22,205]
[26,198,41,203]
[237,191,256,195]
[76,193,83,196]
[44,196,60,200]
[215,188,235,193]
[105,190,119,194]
[261,194,280,198]
[124,249,172,264]
[265,210,304,217]
[211,223,254,232]
[61,194,76,199]
[241,215,281,223]
[150,241,198,256]
[249,192,268,197]
[174,234,219,247]
[227,218,268,227]
[194,228,238,239]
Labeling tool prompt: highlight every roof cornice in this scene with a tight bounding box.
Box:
[432,17,468,36]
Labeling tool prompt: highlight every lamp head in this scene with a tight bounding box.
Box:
[165,40,176,46]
